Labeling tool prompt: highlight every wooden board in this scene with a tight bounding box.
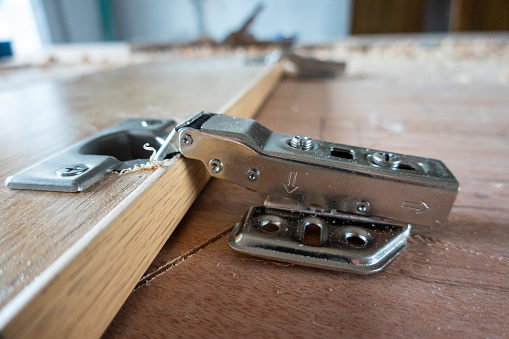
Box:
[0,58,282,338]
[105,53,509,337]
[351,0,427,34]
[449,0,509,32]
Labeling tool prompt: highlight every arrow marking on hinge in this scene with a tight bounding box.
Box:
[402,201,430,214]
[284,171,299,193]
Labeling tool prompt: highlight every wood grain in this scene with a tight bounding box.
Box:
[449,0,509,32]
[0,58,282,338]
[351,0,427,34]
[105,53,509,338]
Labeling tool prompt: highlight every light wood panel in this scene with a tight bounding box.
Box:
[105,54,509,337]
[0,58,282,338]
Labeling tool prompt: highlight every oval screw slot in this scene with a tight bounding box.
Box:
[303,223,322,246]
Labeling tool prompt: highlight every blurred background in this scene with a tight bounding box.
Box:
[1,0,509,58]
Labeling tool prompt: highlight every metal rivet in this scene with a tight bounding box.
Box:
[371,152,401,168]
[141,119,163,127]
[356,200,370,213]
[56,164,89,177]
[247,168,260,182]
[208,159,223,173]
[181,133,193,145]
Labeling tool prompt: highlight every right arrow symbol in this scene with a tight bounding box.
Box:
[402,201,430,214]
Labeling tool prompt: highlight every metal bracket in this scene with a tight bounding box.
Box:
[246,50,346,78]
[6,119,176,192]
[230,203,410,274]
[174,112,458,273]
[285,53,346,78]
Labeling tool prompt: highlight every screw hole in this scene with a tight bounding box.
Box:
[261,222,280,232]
[330,147,354,159]
[345,233,368,247]
[397,163,415,171]
[303,223,322,246]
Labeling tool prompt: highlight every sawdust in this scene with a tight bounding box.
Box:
[118,143,167,175]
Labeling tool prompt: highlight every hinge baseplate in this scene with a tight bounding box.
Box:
[230,202,410,274]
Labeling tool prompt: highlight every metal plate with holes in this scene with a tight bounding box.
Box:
[5,119,176,192]
[229,206,410,274]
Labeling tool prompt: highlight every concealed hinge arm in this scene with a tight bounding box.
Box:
[169,112,458,273]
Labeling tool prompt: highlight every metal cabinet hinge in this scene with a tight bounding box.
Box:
[6,119,176,192]
[170,112,459,274]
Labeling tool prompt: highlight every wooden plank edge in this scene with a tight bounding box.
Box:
[0,63,283,339]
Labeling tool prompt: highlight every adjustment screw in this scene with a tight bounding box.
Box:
[208,159,223,173]
[247,168,260,182]
[56,164,89,177]
[289,135,313,150]
[290,135,302,149]
[356,201,370,213]
[371,152,401,168]
[181,133,193,145]
[301,137,313,150]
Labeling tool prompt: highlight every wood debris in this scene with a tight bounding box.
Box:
[118,143,167,175]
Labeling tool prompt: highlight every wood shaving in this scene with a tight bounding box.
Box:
[118,143,167,175]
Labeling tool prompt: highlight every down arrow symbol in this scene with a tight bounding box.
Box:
[283,171,299,193]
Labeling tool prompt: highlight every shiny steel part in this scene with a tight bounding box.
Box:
[174,112,458,273]
[176,113,458,228]
[6,119,176,192]
[56,164,89,177]
[229,205,410,274]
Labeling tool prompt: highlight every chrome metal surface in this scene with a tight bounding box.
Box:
[6,119,176,192]
[289,135,302,149]
[56,164,89,177]
[229,205,410,274]
[370,151,401,168]
[176,113,459,228]
[141,119,164,128]
[175,112,458,273]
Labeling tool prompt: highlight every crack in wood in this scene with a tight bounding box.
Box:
[135,227,234,289]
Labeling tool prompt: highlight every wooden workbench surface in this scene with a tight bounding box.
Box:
[0,57,281,338]
[105,54,509,337]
